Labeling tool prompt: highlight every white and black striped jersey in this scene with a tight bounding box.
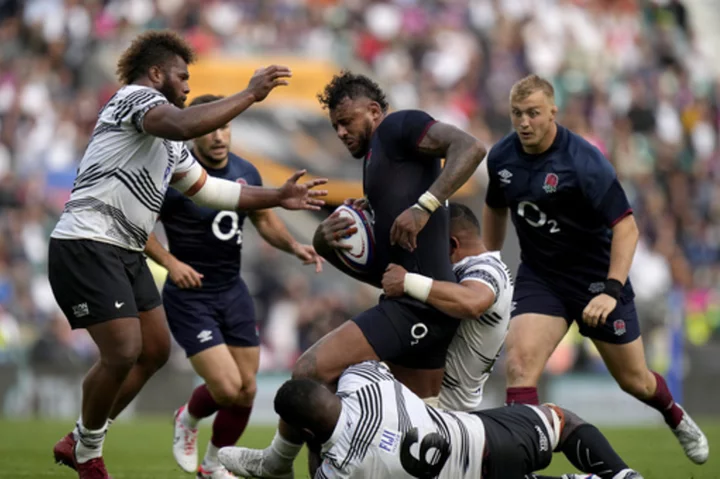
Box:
[439,252,513,411]
[316,361,486,479]
[52,85,196,251]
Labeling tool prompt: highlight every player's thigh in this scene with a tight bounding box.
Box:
[386,362,444,399]
[163,285,225,358]
[575,295,641,345]
[48,238,140,329]
[293,319,379,385]
[218,280,261,350]
[136,305,171,367]
[505,313,568,385]
[190,344,243,405]
[476,405,555,479]
[228,345,260,405]
[592,336,655,397]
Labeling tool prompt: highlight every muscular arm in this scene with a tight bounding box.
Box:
[608,214,639,284]
[249,209,298,253]
[482,206,508,251]
[143,91,258,141]
[144,232,176,269]
[417,122,487,203]
[424,280,495,321]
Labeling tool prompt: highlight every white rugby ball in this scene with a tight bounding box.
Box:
[334,205,375,274]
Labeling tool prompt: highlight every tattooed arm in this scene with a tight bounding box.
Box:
[390,118,487,251]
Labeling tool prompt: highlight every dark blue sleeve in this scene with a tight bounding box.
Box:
[159,189,180,221]
[484,148,507,209]
[578,147,631,226]
[248,163,263,187]
[399,109,437,148]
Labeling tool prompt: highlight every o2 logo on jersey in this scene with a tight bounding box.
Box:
[410,323,428,346]
[212,211,243,244]
[517,201,561,234]
[399,428,451,479]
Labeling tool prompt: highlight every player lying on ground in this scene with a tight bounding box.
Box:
[381,203,512,411]
[228,71,487,479]
[219,361,643,479]
[49,30,327,479]
[141,94,324,479]
[482,73,707,464]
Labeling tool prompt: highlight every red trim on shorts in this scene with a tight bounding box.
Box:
[416,120,439,146]
[610,208,633,227]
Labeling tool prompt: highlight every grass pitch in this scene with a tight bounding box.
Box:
[1,418,718,478]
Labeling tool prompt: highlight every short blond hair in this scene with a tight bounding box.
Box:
[510,75,555,103]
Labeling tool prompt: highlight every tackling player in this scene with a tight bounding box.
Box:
[482,74,707,464]
[48,30,327,479]
[226,71,487,478]
[142,94,324,479]
[220,361,643,479]
[381,203,512,412]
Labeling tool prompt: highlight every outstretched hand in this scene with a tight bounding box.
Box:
[247,65,292,102]
[279,170,328,211]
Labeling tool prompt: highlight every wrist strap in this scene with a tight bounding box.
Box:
[417,191,441,214]
[603,279,623,299]
[404,273,433,302]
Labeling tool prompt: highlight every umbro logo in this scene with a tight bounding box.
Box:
[498,169,512,184]
[197,330,213,343]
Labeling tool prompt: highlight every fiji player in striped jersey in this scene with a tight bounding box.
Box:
[220,361,643,479]
[381,203,511,412]
[48,30,327,479]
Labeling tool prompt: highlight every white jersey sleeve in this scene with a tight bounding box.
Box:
[440,252,513,411]
[319,361,486,479]
[51,85,188,251]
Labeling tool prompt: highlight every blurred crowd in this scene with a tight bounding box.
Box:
[0,0,718,370]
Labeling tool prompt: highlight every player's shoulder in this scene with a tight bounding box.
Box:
[562,125,610,170]
[227,152,262,184]
[486,131,518,166]
[377,109,434,135]
[453,251,506,273]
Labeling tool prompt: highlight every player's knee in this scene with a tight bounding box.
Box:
[616,369,654,399]
[556,407,585,445]
[237,379,257,407]
[100,338,142,372]
[137,339,171,374]
[208,378,243,407]
[505,350,534,385]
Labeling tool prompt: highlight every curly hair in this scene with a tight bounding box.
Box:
[116,30,196,85]
[317,71,389,112]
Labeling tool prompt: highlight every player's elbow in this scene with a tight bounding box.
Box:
[456,297,488,321]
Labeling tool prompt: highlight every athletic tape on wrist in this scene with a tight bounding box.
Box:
[603,278,623,299]
[404,273,433,303]
[417,191,442,213]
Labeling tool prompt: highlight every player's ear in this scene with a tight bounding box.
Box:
[450,236,459,253]
[550,104,558,119]
[369,101,383,121]
[148,65,164,85]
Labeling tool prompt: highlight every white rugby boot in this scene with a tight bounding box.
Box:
[197,463,237,479]
[173,405,199,473]
[218,447,294,479]
[671,405,709,464]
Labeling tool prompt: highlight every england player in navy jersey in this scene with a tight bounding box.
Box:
[226,72,487,479]
[143,94,324,479]
[482,74,708,465]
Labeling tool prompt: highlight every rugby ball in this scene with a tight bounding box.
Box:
[334,205,375,274]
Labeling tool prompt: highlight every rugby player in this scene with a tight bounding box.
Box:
[141,94,324,479]
[48,30,327,479]
[224,71,487,478]
[220,361,644,479]
[382,203,512,412]
[482,74,707,464]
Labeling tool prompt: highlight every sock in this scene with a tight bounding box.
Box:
[506,387,539,405]
[561,424,628,479]
[205,405,253,467]
[639,372,684,428]
[187,384,220,425]
[180,405,200,429]
[75,420,108,464]
[263,431,303,473]
[203,442,220,468]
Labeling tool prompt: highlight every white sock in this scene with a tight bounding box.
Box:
[263,431,302,472]
[75,420,108,464]
[180,405,199,429]
[203,442,220,468]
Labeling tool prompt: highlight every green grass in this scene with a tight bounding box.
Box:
[1,418,719,478]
